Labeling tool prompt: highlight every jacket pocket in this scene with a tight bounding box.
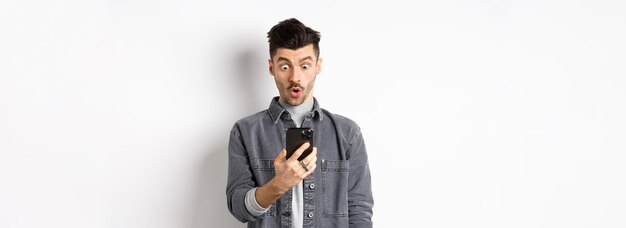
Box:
[250,158,277,217]
[321,159,349,217]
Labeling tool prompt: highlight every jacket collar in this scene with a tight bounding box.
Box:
[268,96,324,124]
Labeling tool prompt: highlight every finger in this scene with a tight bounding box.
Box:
[303,163,317,177]
[309,163,317,173]
[288,142,310,162]
[302,159,316,171]
[299,160,310,172]
[301,147,317,166]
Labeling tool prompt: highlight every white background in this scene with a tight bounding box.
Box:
[1,1,625,227]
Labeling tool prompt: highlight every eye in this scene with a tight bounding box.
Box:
[302,64,310,70]
[280,65,289,70]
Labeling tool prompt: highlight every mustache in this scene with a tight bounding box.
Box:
[289,84,305,90]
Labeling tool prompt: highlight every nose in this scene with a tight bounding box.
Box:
[289,68,303,84]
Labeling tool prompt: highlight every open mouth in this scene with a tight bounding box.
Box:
[289,87,302,97]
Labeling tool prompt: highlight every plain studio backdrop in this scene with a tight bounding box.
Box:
[1,0,625,227]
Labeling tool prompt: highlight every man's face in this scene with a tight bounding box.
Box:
[269,44,322,106]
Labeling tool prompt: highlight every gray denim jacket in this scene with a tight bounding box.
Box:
[226,97,374,228]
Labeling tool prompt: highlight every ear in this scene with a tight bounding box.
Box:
[268,58,275,76]
[316,57,322,74]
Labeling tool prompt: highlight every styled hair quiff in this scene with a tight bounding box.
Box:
[267,18,321,59]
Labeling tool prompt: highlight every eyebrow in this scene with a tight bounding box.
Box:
[276,56,314,64]
[299,56,313,62]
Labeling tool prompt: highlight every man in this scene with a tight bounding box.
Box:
[226,18,373,228]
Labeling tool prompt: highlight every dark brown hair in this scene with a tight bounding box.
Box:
[267,18,321,59]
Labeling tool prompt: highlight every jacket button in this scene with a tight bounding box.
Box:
[282,211,291,217]
[309,183,315,189]
[308,212,314,218]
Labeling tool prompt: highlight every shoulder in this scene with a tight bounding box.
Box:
[231,110,270,134]
[322,109,358,127]
[235,110,268,126]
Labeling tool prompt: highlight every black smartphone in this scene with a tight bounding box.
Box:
[286,128,314,161]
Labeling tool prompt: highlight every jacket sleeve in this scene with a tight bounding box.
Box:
[225,123,260,223]
[347,128,374,228]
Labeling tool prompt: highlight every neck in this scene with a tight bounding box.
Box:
[279,97,314,111]
[278,98,314,127]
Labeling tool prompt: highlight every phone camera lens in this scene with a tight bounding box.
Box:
[302,129,313,139]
